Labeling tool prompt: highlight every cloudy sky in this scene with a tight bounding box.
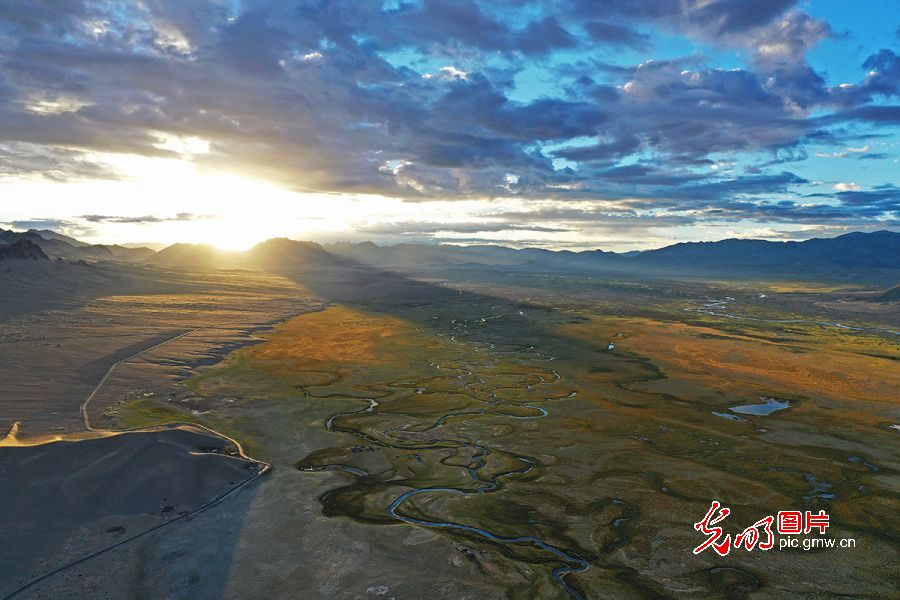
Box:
[1,0,898,250]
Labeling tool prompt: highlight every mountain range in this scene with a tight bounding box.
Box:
[327,231,899,281]
[631,231,899,271]
[1,228,897,283]
[0,228,154,262]
[0,239,49,261]
[873,284,900,302]
[145,238,347,270]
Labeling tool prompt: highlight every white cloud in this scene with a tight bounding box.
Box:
[25,97,91,115]
[815,145,869,159]
[153,25,192,54]
[423,66,469,80]
[152,133,210,156]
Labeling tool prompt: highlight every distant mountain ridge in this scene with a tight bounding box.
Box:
[145,238,344,270]
[633,230,899,270]
[6,228,898,281]
[329,231,899,277]
[245,238,347,269]
[26,229,90,247]
[145,243,239,268]
[0,239,49,261]
[872,284,900,302]
[0,228,153,262]
[327,242,624,270]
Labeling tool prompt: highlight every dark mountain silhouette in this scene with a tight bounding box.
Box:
[6,227,897,281]
[0,239,49,261]
[518,247,624,269]
[244,238,347,270]
[0,228,152,262]
[101,245,156,261]
[147,238,345,270]
[26,229,90,247]
[871,284,900,302]
[327,231,899,284]
[327,242,624,270]
[0,229,91,257]
[144,243,240,268]
[633,231,899,271]
[330,231,898,279]
[328,242,513,269]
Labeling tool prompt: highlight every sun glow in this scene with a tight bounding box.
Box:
[1,151,755,252]
[4,152,593,250]
[0,153,368,250]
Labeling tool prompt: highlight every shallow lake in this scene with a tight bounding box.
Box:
[730,397,790,416]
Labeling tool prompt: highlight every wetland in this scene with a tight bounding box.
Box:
[2,262,898,598]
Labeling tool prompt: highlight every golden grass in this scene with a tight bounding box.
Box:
[563,316,900,410]
[243,305,413,367]
[187,305,429,400]
[764,281,867,293]
[116,399,260,454]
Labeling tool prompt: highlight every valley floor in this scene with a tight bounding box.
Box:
[1,265,898,598]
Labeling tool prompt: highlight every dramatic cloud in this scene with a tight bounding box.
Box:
[583,21,650,49]
[0,0,897,241]
[79,213,208,224]
[357,221,572,235]
[2,217,97,238]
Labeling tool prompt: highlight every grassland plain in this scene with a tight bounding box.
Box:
[0,265,319,435]
[0,266,333,599]
[105,269,899,599]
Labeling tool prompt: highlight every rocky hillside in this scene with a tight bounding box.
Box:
[0,239,49,261]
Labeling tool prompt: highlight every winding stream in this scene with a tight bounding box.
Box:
[301,307,591,598]
[688,299,900,337]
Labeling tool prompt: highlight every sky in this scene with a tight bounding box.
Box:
[0,0,898,251]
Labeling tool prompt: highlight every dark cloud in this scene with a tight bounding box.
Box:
[517,17,578,55]
[835,105,900,124]
[4,218,75,230]
[0,0,92,35]
[583,21,650,49]
[554,135,641,162]
[0,0,895,234]
[357,221,572,235]
[0,142,119,181]
[834,185,900,210]
[486,206,697,228]
[78,213,207,223]
[690,0,798,35]
[675,172,810,201]
[828,49,900,106]
[569,0,801,37]
[352,204,701,244]
[861,50,900,97]
[2,218,97,238]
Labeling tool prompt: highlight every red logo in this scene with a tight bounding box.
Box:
[693,501,732,556]
[805,510,830,534]
[777,511,802,534]
[694,501,829,556]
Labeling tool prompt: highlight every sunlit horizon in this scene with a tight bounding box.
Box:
[1,153,883,253]
[1,1,897,251]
